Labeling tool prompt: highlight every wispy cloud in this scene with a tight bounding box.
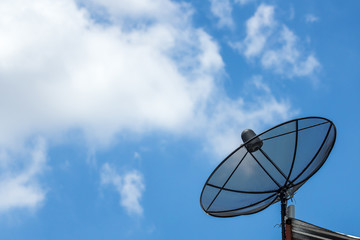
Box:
[238,4,275,58]
[202,76,293,157]
[234,0,255,6]
[230,4,320,78]
[100,163,145,216]
[0,138,47,212]
[209,0,234,28]
[305,14,319,23]
[261,26,320,77]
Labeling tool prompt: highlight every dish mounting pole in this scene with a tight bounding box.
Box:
[280,190,287,240]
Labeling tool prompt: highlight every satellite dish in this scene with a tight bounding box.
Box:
[200,117,336,239]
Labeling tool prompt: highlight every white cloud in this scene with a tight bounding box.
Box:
[305,14,319,23]
[0,138,46,212]
[0,0,292,212]
[209,0,234,28]
[231,4,320,78]
[0,0,224,148]
[238,4,276,58]
[261,26,320,77]
[101,163,145,216]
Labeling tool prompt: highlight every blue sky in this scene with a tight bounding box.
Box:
[0,0,359,239]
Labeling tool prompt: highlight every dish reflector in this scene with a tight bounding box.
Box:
[200,117,336,217]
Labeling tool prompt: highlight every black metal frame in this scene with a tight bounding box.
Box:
[206,152,248,211]
[200,116,337,239]
[280,190,287,240]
